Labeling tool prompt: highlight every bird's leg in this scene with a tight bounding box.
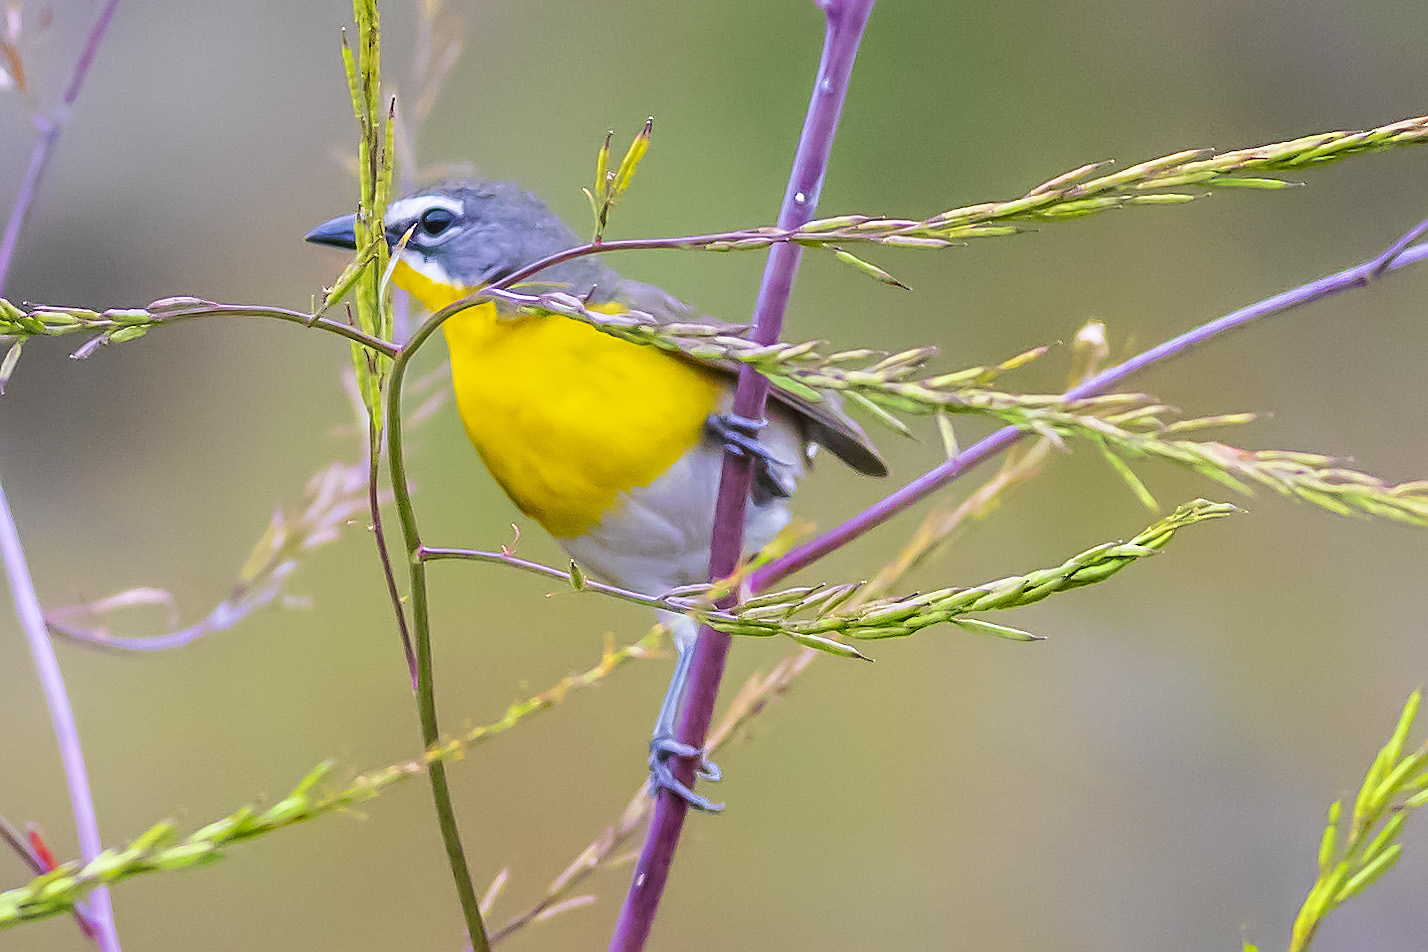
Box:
[647,413,793,812]
[705,412,795,500]
[648,637,724,813]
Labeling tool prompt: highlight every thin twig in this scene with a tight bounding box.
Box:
[418,545,709,615]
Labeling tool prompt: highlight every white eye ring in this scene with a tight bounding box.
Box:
[387,195,464,241]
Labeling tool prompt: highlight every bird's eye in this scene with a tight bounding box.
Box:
[419,207,455,236]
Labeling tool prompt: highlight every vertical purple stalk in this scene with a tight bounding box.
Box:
[0,3,124,946]
[607,2,877,949]
[0,477,121,950]
[750,222,1428,589]
[0,0,122,295]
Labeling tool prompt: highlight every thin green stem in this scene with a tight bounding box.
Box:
[368,426,418,687]
[184,305,400,357]
[418,544,724,618]
[384,305,491,952]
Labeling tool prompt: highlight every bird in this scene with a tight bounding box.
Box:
[307,180,887,810]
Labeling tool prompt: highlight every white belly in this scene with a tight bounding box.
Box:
[559,409,807,606]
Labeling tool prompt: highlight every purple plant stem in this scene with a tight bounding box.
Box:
[0,4,123,947]
[607,2,877,950]
[0,477,121,950]
[752,219,1428,590]
[0,0,122,296]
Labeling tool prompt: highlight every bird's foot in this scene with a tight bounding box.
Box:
[705,412,794,500]
[649,734,724,813]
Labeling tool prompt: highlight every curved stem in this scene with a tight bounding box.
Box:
[608,2,878,949]
[419,545,711,616]
[384,305,491,952]
[141,304,400,357]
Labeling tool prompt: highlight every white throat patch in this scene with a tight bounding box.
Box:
[395,248,463,289]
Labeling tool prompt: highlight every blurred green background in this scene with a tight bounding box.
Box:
[2,1,1427,949]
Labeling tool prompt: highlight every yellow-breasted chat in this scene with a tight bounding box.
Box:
[307,180,886,809]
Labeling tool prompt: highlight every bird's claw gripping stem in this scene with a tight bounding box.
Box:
[706,412,794,500]
[649,735,724,813]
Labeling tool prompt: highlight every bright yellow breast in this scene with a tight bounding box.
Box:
[393,260,722,538]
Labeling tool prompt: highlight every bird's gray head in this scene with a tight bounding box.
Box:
[305,180,613,291]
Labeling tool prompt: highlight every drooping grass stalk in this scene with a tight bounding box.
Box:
[608,2,877,949]
[750,215,1428,589]
[0,476,121,951]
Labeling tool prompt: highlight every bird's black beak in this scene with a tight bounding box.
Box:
[304,212,359,249]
